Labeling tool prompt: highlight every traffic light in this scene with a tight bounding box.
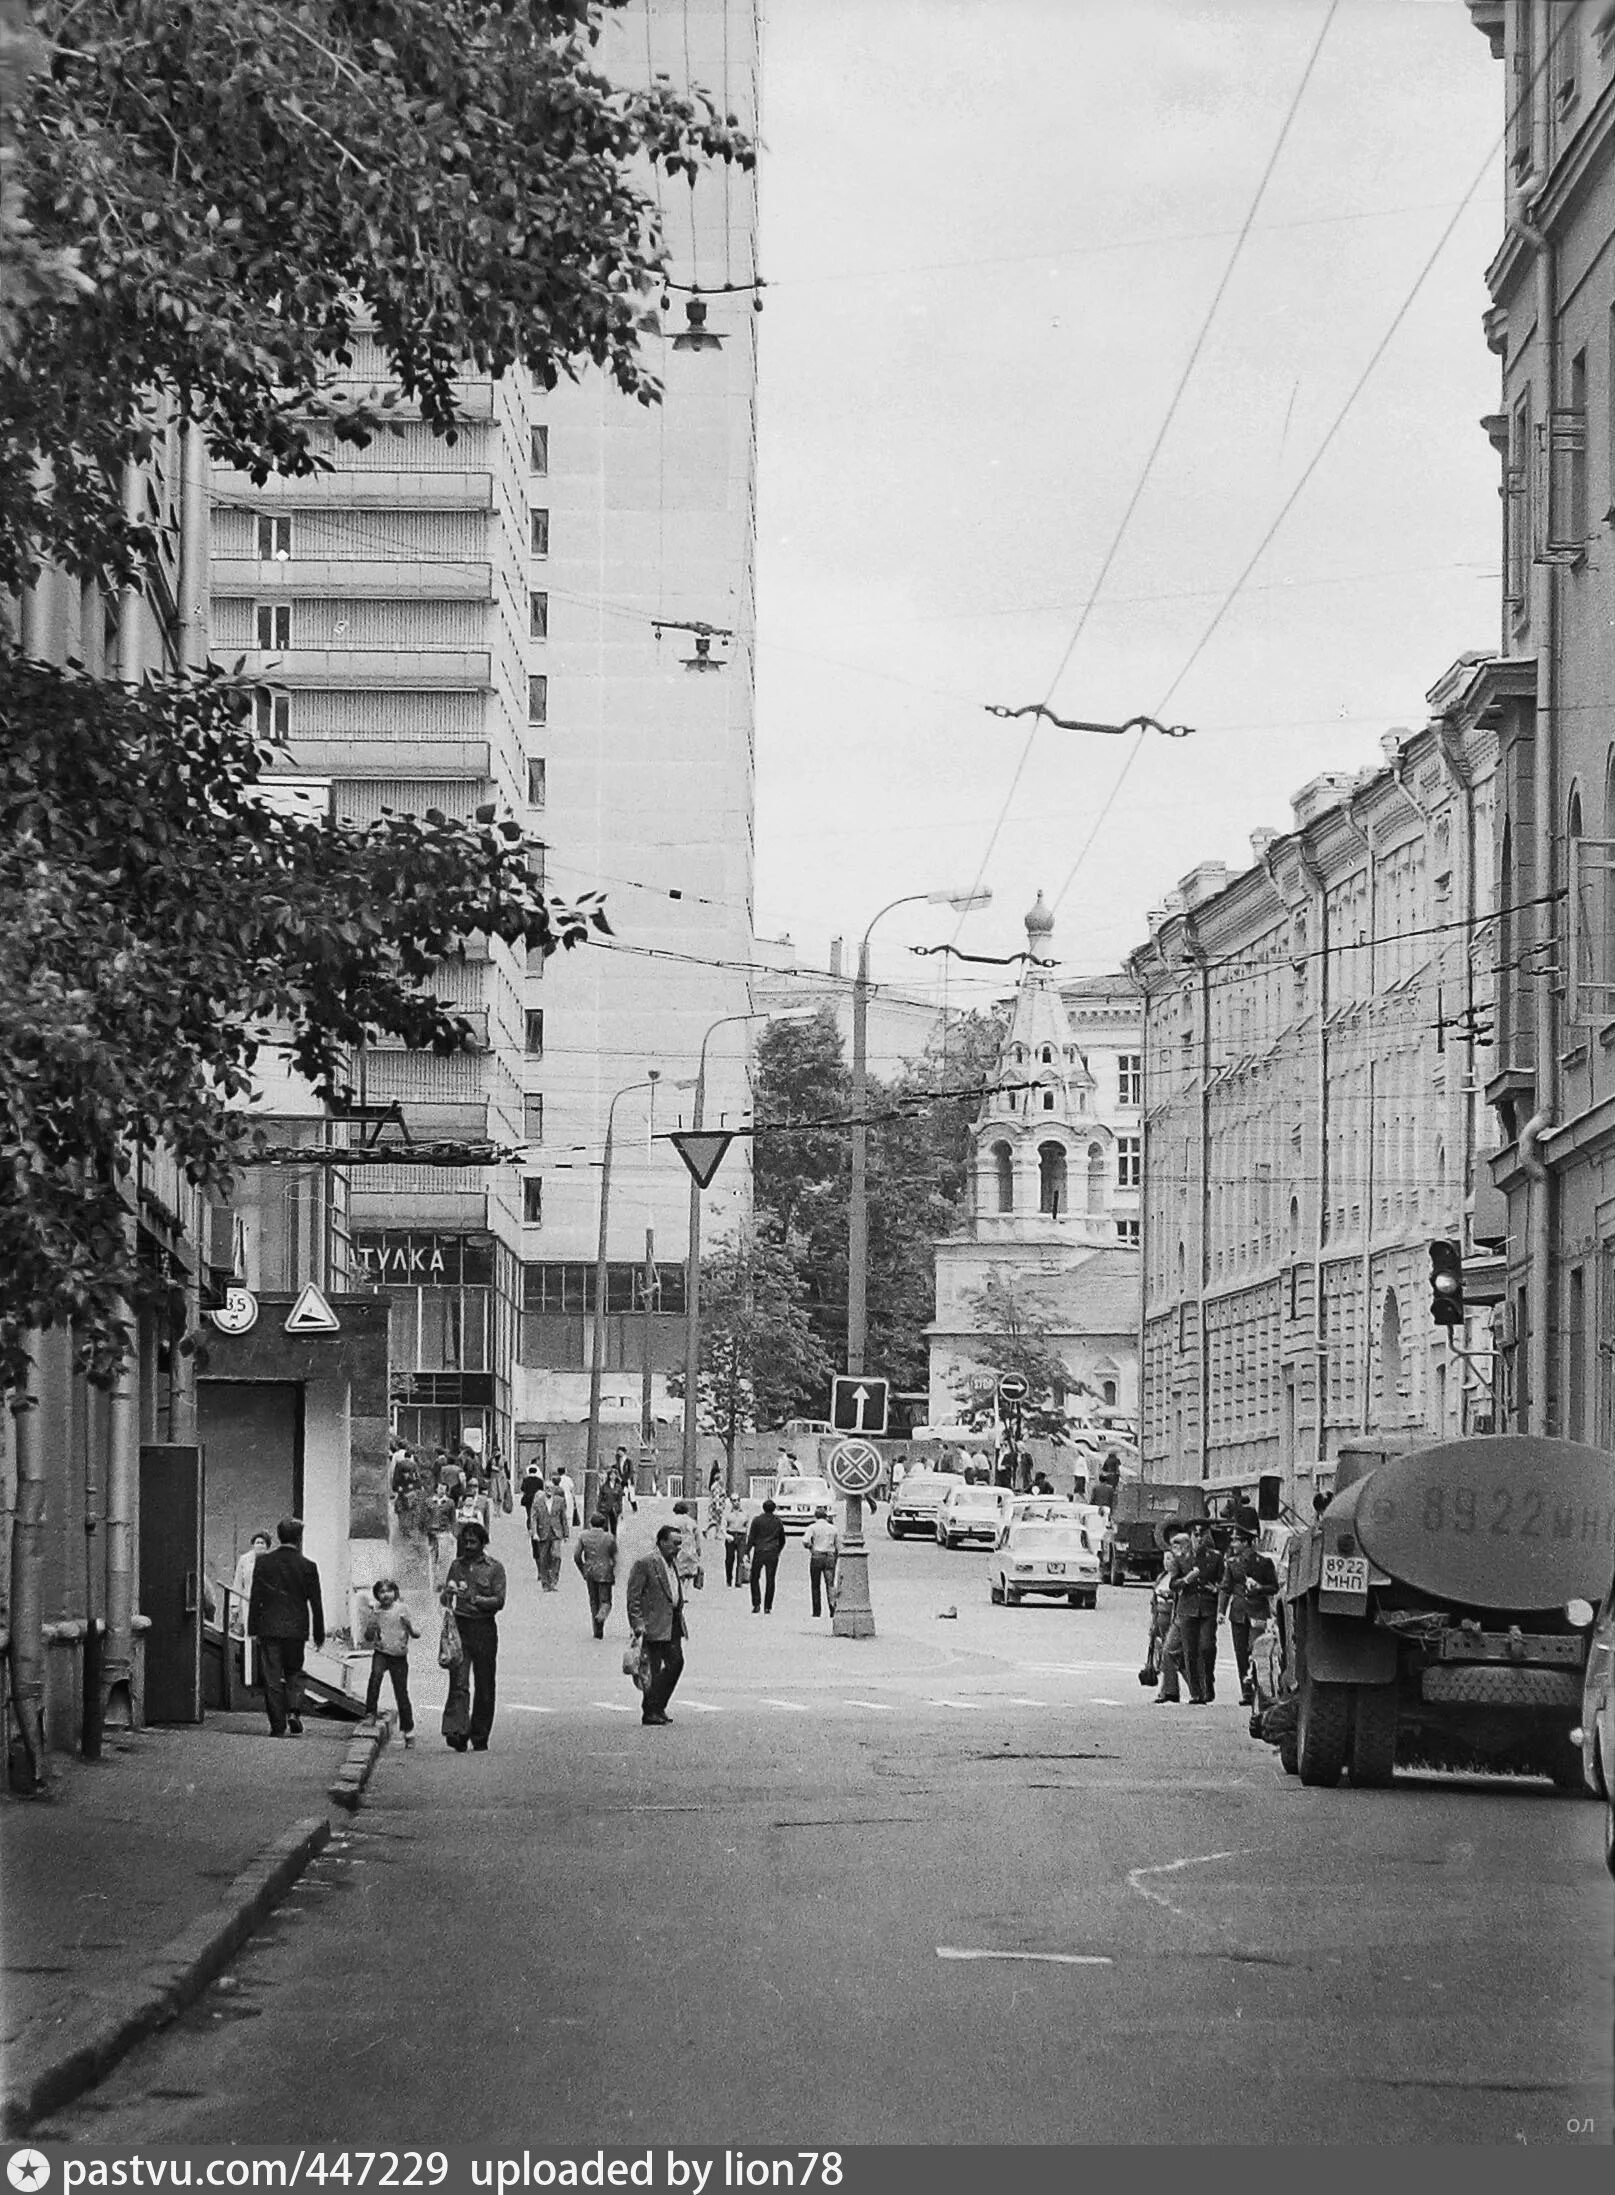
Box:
[1428,1240,1464,1330]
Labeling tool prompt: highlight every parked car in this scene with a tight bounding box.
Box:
[936,1481,1012,1549]
[886,1470,955,1538]
[771,1474,833,1534]
[989,1520,1101,1608]
[1575,1570,1615,1876]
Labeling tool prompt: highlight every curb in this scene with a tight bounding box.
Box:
[329,1714,392,1812]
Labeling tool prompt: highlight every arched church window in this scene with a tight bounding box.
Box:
[993,1141,1014,1213]
[1087,1144,1106,1212]
[1038,1142,1067,1216]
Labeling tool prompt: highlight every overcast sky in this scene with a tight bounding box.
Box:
[751,0,1503,1015]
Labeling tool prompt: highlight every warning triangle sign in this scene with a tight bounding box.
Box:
[284,1281,341,1336]
[669,1130,734,1190]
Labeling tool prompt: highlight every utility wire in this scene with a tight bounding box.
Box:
[954,0,1341,934]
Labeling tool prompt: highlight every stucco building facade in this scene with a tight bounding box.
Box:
[1127,703,1501,1506]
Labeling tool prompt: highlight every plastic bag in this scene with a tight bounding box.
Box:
[438,1608,464,1668]
[622,1637,649,1691]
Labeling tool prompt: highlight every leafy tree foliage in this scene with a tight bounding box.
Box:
[948,1273,1076,1444]
[3,0,753,587]
[751,1004,1009,1421]
[668,1222,831,1475]
[0,659,609,1392]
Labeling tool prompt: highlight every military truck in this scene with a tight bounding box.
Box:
[1093,1478,1208,1585]
[1263,1435,1613,1790]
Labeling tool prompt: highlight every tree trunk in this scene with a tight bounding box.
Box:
[8,1359,49,1791]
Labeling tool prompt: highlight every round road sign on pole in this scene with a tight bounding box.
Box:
[826,1438,883,1498]
[997,1373,1029,1405]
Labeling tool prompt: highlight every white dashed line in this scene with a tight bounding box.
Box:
[843,1699,895,1712]
[937,1947,1112,1967]
[762,1698,808,1712]
[1005,1696,1048,1707]
[930,1697,984,1710]
[1089,1697,1122,1707]
[680,1700,723,1713]
[507,1703,555,1714]
[594,1701,636,1713]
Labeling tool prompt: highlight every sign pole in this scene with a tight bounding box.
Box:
[826,1438,882,1639]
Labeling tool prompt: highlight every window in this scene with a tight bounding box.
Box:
[528,674,547,725]
[1118,1053,1142,1106]
[256,602,291,650]
[1041,1088,1055,1111]
[523,1095,544,1144]
[527,758,547,809]
[1086,1144,1106,1213]
[1038,1141,1067,1217]
[529,591,548,640]
[1115,1218,1140,1246]
[1506,392,1532,616]
[1040,1045,1053,1065]
[1510,0,1536,178]
[530,426,549,475]
[993,1140,1014,1214]
[526,840,547,892]
[256,514,292,561]
[1552,347,1588,550]
[522,1178,544,1225]
[530,508,550,556]
[253,688,289,742]
[1116,1135,1142,1188]
[525,1009,545,1057]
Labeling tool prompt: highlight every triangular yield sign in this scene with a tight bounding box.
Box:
[669,1130,734,1189]
[284,1280,341,1335]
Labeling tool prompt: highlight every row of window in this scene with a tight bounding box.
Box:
[250,592,549,652]
[1005,1047,1142,1106]
[987,1137,1140,1213]
[522,1262,690,1315]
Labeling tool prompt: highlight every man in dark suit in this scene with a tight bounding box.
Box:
[247,1516,325,1738]
[744,1497,787,1615]
[625,1522,687,1726]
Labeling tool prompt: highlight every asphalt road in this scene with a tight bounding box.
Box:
[45,1500,1614,2147]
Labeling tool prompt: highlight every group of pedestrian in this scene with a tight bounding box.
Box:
[1143,1509,1278,1706]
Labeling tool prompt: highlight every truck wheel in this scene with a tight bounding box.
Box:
[1546,1736,1592,1794]
[1278,1726,1299,1775]
[1297,1670,1349,1787]
[1347,1682,1398,1788]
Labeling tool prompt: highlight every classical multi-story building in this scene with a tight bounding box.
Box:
[1464,0,1615,1440]
[210,1,760,1481]
[928,896,1143,1432]
[1127,701,1501,1505]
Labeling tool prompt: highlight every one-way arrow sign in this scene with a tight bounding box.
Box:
[831,1374,889,1436]
[670,1130,735,1190]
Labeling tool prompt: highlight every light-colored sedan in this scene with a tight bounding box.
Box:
[989,1520,1101,1609]
[771,1474,833,1534]
[936,1480,1012,1549]
[886,1470,955,1538]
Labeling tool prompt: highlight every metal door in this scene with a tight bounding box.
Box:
[139,1443,205,1723]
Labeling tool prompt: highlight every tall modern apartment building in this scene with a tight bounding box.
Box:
[209,0,760,1476]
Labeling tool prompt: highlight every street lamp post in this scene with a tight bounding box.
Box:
[836,886,990,1644]
[585,1073,659,1500]
[847,887,992,1375]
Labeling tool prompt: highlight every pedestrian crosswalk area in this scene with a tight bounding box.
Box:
[503,1685,1139,1722]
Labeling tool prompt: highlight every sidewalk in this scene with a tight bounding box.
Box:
[1,1707,389,2134]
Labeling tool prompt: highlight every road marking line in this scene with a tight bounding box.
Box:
[594,1701,636,1713]
[1127,1849,1248,1921]
[843,1699,895,1712]
[936,1947,1112,1967]
[930,1697,984,1710]
[1020,1661,1138,1673]
[1089,1697,1121,1707]
[762,1698,809,1711]
[680,1700,723,1713]
[1005,1696,1048,1707]
[507,1703,555,1714]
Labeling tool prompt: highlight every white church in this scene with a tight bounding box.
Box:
[926,893,1142,1436]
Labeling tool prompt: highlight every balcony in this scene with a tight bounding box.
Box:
[282,738,492,778]
[226,648,492,689]
[214,469,493,510]
[213,559,493,600]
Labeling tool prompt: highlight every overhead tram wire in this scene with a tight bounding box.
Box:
[1049,9,1577,921]
[952,0,1342,939]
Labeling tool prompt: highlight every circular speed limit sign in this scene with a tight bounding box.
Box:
[208,1284,259,1336]
[826,1438,883,1497]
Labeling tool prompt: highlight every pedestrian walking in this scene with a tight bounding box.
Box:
[804,1504,840,1618]
[707,1462,726,1541]
[560,1466,580,1529]
[745,1497,787,1615]
[519,1460,544,1520]
[573,1511,619,1638]
[247,1517,325,1738]
[457,1477,492,1536]
[1168,1519,1224,1704]
[530,1478,564,1589]
[1220,1515,1279,1707]
[229,1530,271,1638]
[424,1483,458,1576]
[670,1499,704,1590]
[1152,1533,1192,1703]
[597,1465,624,1540]
[360,1576,420,1745]
[722,1493,749,1586]
[625,1522,688,1725]
[439,1519,506,1751]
